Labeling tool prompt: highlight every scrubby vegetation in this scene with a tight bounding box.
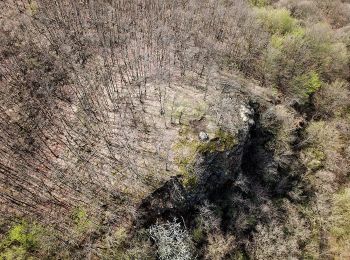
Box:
[1,0,349,259]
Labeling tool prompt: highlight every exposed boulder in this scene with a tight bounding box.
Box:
[198,131,209,141]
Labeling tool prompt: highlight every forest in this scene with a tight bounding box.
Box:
[0,0,350,259]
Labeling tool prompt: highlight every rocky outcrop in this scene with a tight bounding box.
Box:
[136,82,306,237]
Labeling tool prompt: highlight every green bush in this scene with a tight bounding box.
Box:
[331,188,350,240]
[0,221,43,259]
[263,29,309,95]
[305,121,343,153]
[8,223,40,249]
[0,246,27,260]
[305,24,349,81]
[270,26,305,49]
[291,71,322,101]
[72,208,93,233]
[192,226,205,243]
[257,8,298,35]
[304,119,350,178]
[263,21,348,100]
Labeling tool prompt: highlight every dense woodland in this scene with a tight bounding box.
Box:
[0,0,350,259]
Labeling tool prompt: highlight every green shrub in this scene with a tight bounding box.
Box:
[270,26,305,49]
[264,21,348,100]
[0,246,27,260]
[305,121,343,154]
[331,188,350,240]
[9,223,39,249]
[0,221,43,259]
[304,119,350,177]
[72,208,93,233]
[263,30,309,95]
[305,24,349,81]
[192,226,205,243]
[257,8,298,35]
[291,71,322,101]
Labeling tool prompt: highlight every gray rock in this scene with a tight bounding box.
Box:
[198,131,209,141]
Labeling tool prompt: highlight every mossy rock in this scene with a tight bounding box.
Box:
[198,129,237,153]
[173,126,237,188]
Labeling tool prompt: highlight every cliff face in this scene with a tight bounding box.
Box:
[136,81,307,255]
[137,84,255,225]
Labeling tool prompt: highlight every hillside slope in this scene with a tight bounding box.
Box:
[0,0,349,259]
